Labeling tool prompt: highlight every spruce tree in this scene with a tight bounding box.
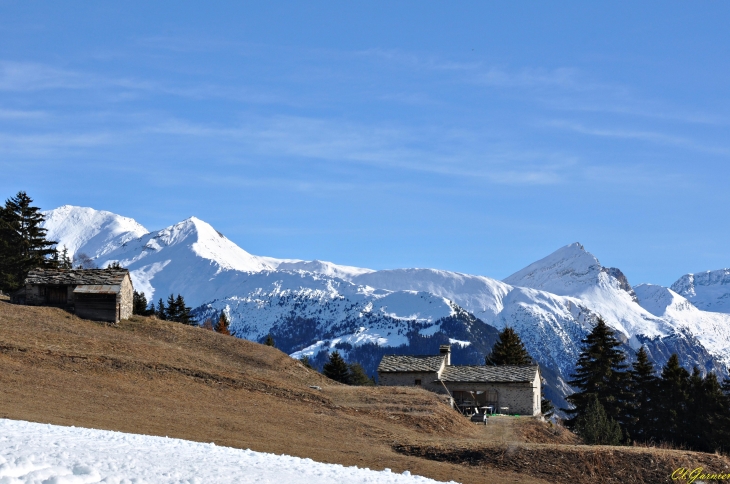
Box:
[565,318,631,433]
[692,372,730,452]
[323,351,350,384]
[299,356,314,370]
[264,334,275,347]
[133,291,148,315]
[653,354,689,446]
[216,312,230,335]
[575,394,623,445]
[485,327,532,365]
[626,346,658,443]
[541,396,554,418]
[176,294,196,325]
[166,294,179,322]
[0,191,57,292]
[156,298,167,320]
[348,363,374,386]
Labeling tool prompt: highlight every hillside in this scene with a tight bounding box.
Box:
[2,302,730,483]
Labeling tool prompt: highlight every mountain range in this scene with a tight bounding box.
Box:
[41,205,730,409]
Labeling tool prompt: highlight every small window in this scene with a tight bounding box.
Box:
[415,379,422,386]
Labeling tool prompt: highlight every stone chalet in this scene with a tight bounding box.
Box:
[11,268,134,323]
[377,345,541,416]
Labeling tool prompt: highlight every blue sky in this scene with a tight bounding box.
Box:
[1,2,728,286]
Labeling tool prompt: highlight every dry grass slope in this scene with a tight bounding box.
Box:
[1,301,729,483]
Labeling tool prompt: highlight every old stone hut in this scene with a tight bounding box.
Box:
[12,268,134,323]
[377,345,541,416]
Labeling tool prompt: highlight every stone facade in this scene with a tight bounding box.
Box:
[377,346,542,416]
[18,268,134,323]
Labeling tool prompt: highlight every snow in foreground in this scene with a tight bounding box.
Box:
[0,419,457,484]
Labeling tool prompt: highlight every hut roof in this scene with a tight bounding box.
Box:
[377,354,446,373]
[25,268,129,286]
[440,365,539,383]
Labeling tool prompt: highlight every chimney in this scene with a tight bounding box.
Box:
[439,344,451,366]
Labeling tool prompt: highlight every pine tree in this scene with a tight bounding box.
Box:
[541,397,554,418]
[264,334,275,347]
[348,362,374,386]
[176,294,196,325]
[323,351,350,384]
[156,298,167,320]
[653,354,689,446]
[58,246,72,269]
[626,346,658,443]
[575,394,623,445]
[565,318,631,434]
[216,312,230,335]
[166,294,179,322]
[485,327,532,365]
[0,191,57,292]
[133,290,148,315]
[299,356,314,370]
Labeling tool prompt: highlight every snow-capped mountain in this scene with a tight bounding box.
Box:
[99,217,273,305]
[40,206,730,409]
[42,205,148,260]
[671,269,730,314]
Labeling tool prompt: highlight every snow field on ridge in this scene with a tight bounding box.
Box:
[0,419,455,484]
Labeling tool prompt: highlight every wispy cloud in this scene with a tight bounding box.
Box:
[147,115,576,185]
[544,120,730,155]
[0,61,89,91]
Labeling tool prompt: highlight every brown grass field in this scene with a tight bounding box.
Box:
[1,299,729,483]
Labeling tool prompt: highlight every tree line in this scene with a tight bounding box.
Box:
[563,318,730,452]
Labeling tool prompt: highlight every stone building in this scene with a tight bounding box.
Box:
[12,268,134,323]
[377,345,541,416]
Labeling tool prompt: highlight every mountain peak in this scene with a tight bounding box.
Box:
[671,269,730,313]
[503,242,601,295]
[42,205,149,259]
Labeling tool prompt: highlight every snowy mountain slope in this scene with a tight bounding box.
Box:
[503,242,678,340]
[41,205,148,260]
[99,217,274,305]
[671,269,730,314]
[634,284,730,367]
[194,270,457,350]
[260,257,375,280]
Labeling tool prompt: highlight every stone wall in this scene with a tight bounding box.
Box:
[444,378,541,415]
[378,371,445,393]
[118,275,134,321]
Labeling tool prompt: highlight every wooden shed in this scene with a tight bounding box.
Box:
[15,268,134,323]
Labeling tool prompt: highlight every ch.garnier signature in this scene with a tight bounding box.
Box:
[673,467,730,483]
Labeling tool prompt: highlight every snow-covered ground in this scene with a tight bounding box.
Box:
[0,419,455,484]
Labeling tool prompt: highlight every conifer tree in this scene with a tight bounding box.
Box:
[565,318,631,433]
[691,371,730,452]
[156,298,167,320]
[176,294,196,325]
[485,327,532,365]
[348,362,374,386]
[323,351,350,384]
[264,334,275,347]
[575,394,623,445]
[133,290,148,315]
[541,396,554,418]
[216,312,230,335]
[0,191,57,292]
[57,246,72,269]
[653,354,689,446]
[202,318,214,330]
[626,346,658,443]
[299,356,314,370]
[166,294,179,322]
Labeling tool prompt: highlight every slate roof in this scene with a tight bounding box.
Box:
[377,354,446,373]
[441,365,539,383]
[25,268,129,286]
